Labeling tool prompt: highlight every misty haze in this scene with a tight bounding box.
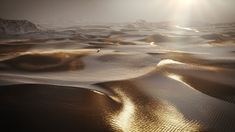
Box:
[0,0,235,132]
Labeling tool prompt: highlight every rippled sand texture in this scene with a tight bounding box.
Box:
[0,23,235,132]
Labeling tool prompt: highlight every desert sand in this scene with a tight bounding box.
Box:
[0,21,235,132]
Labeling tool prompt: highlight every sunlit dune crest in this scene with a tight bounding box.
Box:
[23,49,97,55]
[157,59,184,67]
[175,25,199,32]
[168,74,197,91]
[92,90,105,95]
[111,89,135,132]
[150,42,157,46]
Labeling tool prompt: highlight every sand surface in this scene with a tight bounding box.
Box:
[0,23,235,132]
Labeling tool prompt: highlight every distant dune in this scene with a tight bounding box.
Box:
[0,18,39,35]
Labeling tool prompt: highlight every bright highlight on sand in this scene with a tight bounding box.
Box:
[157,59,184,67]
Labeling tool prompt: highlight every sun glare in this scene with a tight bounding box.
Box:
[166,0,208,25]
[178,0,196,6]
[176,0,199,10]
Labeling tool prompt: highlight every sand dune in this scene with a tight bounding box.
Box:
[0,84,118,132]
[0,22,235,132]
[0,51,89,72]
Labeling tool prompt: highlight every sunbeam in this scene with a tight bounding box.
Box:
[166,0,211,25]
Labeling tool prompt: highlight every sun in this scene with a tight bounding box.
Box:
[180,0,195,5]
[177,0,197,8]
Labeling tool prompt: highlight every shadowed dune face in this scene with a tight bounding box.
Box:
[160,52,235,69]
[0,51,87,72]
[0,84,120,132]
[201,33,235,44]
[181,75,235,104]
[0,44,32,57]
[140,34,170,43]
[155,59,235,104]
[140,34,194,44]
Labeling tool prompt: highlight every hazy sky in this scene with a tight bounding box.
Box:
[0,0,235,26]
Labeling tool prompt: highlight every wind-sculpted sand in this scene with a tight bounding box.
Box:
[0,23,235,132]
[0,50,89,72]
